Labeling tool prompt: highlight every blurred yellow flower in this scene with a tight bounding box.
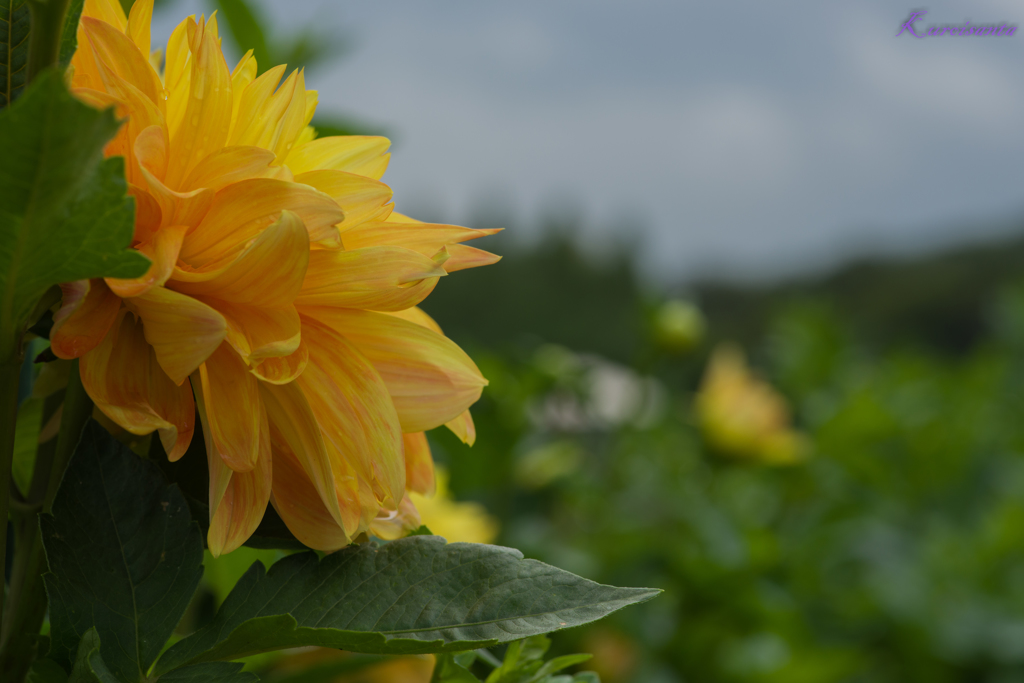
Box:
[54,0,498,555]
[696,345,809,465]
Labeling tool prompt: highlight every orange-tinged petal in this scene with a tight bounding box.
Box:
[294,169,393,231]
[51,279,121,359]
[295,246,445,312]
[260,382,358,535]
[211,300,302,365]
[81,17,162,105]
[106,225,187,298]
[343,220,500,255]
[80,309,194,459]
[196,380,272,556]
[303,308,488,432]
[299,319,405,507]
[403,431,435,496]
[177,179,342,267]
[128,184,162,243]
[82,0,127,30]
[287,136,391,179]
[165,17,232,188]
[252,341,309,385]
[126,0,153,58]
[197,343,261,472]
[129,287,227,384]
[180,146,276,192]
[370,496,421,541]
[135,126,215,229]
[172,210,309,306]
[442,244,502,273]
[384,306,443,334]
[270,438,351,551]
[445,409,476,447]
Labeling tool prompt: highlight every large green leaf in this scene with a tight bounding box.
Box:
[42,421,204,683]
[1,0,29,108]
[156,537,659,673]
[0,70,148,348]
[59,0,86,67]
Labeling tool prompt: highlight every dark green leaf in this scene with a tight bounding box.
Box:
[156,536,659,672]
[1,0,29,108]
[58,0,86,67]
[157,662,257,683]
[408,525,435,537]
[151,428,306,550]
[0,71,149,347]
[68,629,118,683]
[42,421,204,683]
[214,0,271,73]
[26,658,69,683]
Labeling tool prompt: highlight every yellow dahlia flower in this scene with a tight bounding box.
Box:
[696,345,809,465]
[52,0,498,555]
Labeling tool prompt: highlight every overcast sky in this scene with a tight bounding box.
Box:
[154,1,1024,282]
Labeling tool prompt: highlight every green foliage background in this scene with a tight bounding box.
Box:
[418,223,1024,683]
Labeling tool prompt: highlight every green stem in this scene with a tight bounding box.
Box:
[26,0,72,84]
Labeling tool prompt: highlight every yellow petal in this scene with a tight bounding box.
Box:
[197,343,262,472]
[163,17,194,136]
[82,0,127,31]
[172,210,309,306]
[51,279,121,359]
[370,496,421,541]
[403,431,435,496]
[343,220,500,255]
[295,246,445,312]
[270,438,351,551]
[298,319,405,508]
[129,287,227,384]
[126,0,153,58]
[293,170,393,231]
[384,306,443,334]
[251,341,309,385]
[177,179,342,268]
[106,225,187,298]
[286,136,391,179]
[179,146,276,192]
[212,300,302,365]
[81,17,162,105]
[445,409,476,447]
[229,49,257,136]
[260,382,358,535]
[228,64,286,147]
[302,308,487,432]
[196,381,272,556]
[135,126,215,229]
[165,17,232,188]
[442,244,502,273]
[80,309,194,459]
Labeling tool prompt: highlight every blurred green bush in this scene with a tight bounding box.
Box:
[423,238,1024,683]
